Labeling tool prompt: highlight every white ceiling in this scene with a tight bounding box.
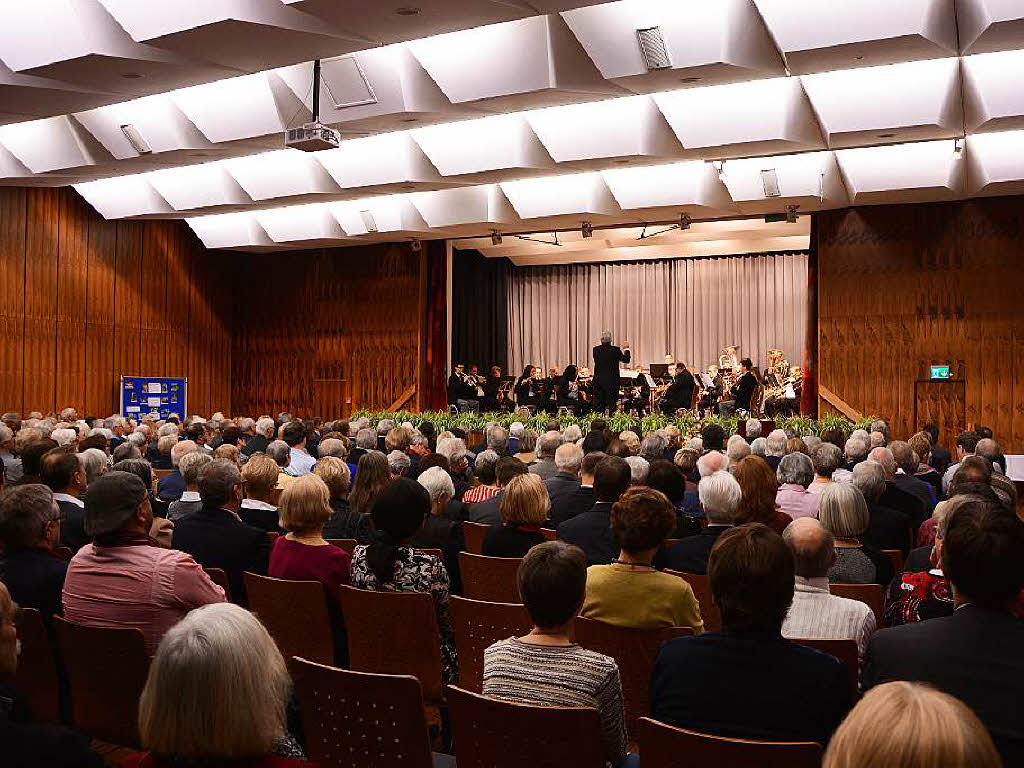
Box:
[1,0,1023,255]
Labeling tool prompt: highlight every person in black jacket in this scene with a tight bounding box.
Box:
[661,365,696,414]
[557,456,630,565]
[718,358,757,417]
[652,524,850,745]
[591,331,630,413]
[482,473,549,558]
[851,461,912,555]
[40,448,89,554]
[659,469,741,573]
[447,363,479,412]
[548,450,600,529]
[513,366,543,410]
[555,364,584,415]
[863,499,1024,766]
[412,466,465,594]
[171,459,271,606]
[0,484,67,621]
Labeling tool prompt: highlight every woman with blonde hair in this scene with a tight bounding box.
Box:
[482,472,550,558]
[126,603,313,767]
[824,681,1000,768]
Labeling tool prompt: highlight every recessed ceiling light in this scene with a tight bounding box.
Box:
[121,72,145,79]
[679,76,702,84]
[614,159,631,165]
[395,6,420,15]
[877,132,897,138]
[854,55,864,61]
[400,118,419,123]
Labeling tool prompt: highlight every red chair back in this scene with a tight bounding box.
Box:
[54,617,149,747]
[458,552,523,603]
[326,538,357,554]
[638,717,822,768]
[244,572,335,666]
[203,566,232,601]
[447,684,606,768]
[292,659,434,768]
[881,549,904,574]
[575,617,692,737]
[540,527,556,541]
[450,596,532,692]
[15,608,61,723]
[665,570,721,631]
[462,521,490,554]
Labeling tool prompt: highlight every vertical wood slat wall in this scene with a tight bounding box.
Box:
[818,196,1024,453]
[0,187,232,417]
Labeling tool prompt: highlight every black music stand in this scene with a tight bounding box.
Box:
[650,363,670,379]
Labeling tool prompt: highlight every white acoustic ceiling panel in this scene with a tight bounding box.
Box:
[836,139,965,203]
[754,0,958,74]
[73,93,214,159]
[0,61,116,123]
[965,130,1024,195]
[525,95,682,166]
[600,161,734,215]
[499,173,622,219]
[186,211,276,249]
[327,196,432,238]
[314,132,450,193]
[962,50,1024,133]
[958,0,1024,55]
[410,185,519,229]
[653,78,824,158]
[0,115,111,173]
[255,203,348,243]
[802,58,962,147]
[147,163,253,211]
[407,14,623,112]
[411,114,555,178]
[562,0,784,93]
[73,174,174,218]
[222,149,341,200]
[721,151,849,213]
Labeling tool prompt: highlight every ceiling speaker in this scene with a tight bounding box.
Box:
[359,209,378,233]
[636,27,671,71]
[760,169,781,197]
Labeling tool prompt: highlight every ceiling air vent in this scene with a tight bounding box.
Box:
[320,55,378,109]
[636,27,671,71]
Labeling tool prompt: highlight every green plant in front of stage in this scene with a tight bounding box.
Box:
[777,415,818,437]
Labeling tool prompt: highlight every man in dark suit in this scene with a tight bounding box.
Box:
[172,459,271,606]
[469,457,528,526]
[652,524,850,745]
[545,444,582,518]
[852,461,912,555]
[557,456,630,565]
[718,358,757,417]
[40,448,89,553]
[591,331,630,414]
[660,469,741,573]
[242,417,274,458]
[922,423,951,475]
[863,500,1024,766]
[660,365,695,414]
[447,363,479,412]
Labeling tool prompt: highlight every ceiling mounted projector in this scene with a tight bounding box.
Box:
[286,123,340,152]
[284,58,340,152]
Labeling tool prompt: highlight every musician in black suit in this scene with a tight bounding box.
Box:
[863,499,1024,766]
[481,365,506,412]
[514,366,543,410]
[719,358,757,416]
[447,363,479,412]
[661,365,696,414]
[591,331,630,413]
[555,364,586,415]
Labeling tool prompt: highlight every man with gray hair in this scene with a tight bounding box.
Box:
[545,442,583,511]
[242,416,275,457]
[485,424,509,456]
[625,455,649,485]
[317,437,347,460]
[355,428,376,451]
[868,446,927,530]
[764,429,787,471]
[853,461,912,554]
[697,450,728,477]
[869,419,889,444]
[889,440,935,516]
[79,448,109,486]
[750,437,767,457]
[592,330,630,413]
[529,431,562,480]
[640,432,668,464]
[781,517,875,667]
[172,459,272,603]
[387,450,411,478]
[167,452,213,522]
[662,470,741,574]
[726,435,750,472]
[745,418,762,442]
[869,431,886,449]
[776,452,820,520]
[0,424,23,483]
[0,484,66,617]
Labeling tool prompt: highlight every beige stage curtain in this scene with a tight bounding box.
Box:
[506,252,808,376]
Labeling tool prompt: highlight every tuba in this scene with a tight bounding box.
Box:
[718,345,740,392]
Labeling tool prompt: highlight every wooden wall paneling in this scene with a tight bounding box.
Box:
[85,215,116,417]
[0,188,26,412]
[23,188,59,414]
[164,222,192,383]
[139,220,170,379]
[113,219,143,385]
[55,189,90,412]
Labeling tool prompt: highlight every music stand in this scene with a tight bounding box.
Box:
[650,363,669,379]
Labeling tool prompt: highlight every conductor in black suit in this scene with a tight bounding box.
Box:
[661,364,696,414]
[592,331,630,413]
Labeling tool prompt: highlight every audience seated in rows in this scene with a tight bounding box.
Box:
[558,456,631,565]
[851,461,912,555]
[239,453,282,532]
[733,455,792,535]
[482,472,548,558]
[469,456,528,526]
[350,479,457,683]
[660,469,741,574]
[548,449,599,528]
[483,541,629,767]
[818,483,894,585]
[315,457,372,542]
[775,452,820,520]
[582,486,703,632]
[781,518,876,668]
[41,449,89,554]
[412,466,464,592]
[651,523,851,745]
[166,451,211,522]
[0,484,67,620]
[62,471,225,655]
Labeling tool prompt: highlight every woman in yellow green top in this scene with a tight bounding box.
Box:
[581,486,704,633]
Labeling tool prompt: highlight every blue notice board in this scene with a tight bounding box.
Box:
[120,376,187,420]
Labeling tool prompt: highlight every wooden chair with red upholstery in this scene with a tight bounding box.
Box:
[54,617,150,747]
[831,583,885,627]
[243,572,335,666]
[664,570,721,632]
[791,638,860,700]
[53,546,73,561]
[292,659,437,768]
[574,617,693,737]
[540,527,556,541]
[449,596,532,693]
[326,538,357,554]
[637,717,822,768]
[15,608,61,724]
[458,552,522,603]
[416,547,445,560]
[462,521,490,555]
[202,566,232,602]
[881,549,904,574]
[446,685,606,768]
[338,584,445,730]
